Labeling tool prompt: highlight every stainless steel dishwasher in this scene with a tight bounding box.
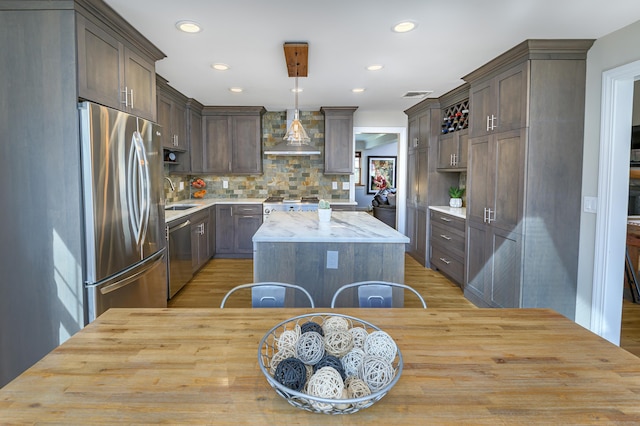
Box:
[167,218,193,298]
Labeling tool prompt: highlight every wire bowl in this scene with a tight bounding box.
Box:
[258,313,403,415]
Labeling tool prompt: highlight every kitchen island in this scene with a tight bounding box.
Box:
[253,211,410,307]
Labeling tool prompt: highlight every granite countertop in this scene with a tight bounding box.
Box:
[429,205,467,219]
[253,211,410,243]
[165,198,264,224]
[165,199,357,224]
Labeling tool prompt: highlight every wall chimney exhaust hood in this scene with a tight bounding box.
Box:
[264,109,321,155]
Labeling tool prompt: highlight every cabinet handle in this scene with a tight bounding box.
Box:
[130,89,134,109]
[483,207,488,223]
[121,86,129,107]
[486,114,497,131]
[439,257,451,265]
[488,208,495,224]
[439,234,451,240]
[440,216,451,222]
[414,138,419,147]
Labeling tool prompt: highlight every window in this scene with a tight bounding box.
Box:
[355,151,362,185]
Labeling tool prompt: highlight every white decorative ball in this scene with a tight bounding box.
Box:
[364,330,397,363]
[349,326,369,349]
[359,355,395,392]
[295,331,325,365]
[324,330,354,357]
[341,348,365,378]
[322,316,350,334]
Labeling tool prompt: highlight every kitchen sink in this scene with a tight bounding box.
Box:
[165,204,198,211]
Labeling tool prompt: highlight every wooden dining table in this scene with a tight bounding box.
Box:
[1,308,639,424]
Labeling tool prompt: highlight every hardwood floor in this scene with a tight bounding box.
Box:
[169,254,640,357]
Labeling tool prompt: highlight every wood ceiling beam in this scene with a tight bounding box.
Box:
[283,42,308,77]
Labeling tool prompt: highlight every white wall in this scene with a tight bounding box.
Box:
[576,19,640,329]
[353,110,408,128]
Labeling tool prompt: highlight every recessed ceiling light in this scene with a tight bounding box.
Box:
[291,87,303,93]
[229,87,243,93]
[352,88,366,93]
[392,21,417,33]
[176,20,202,33]
[367,64,384,71]
[212,63,230,71]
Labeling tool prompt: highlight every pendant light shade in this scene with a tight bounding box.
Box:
[284,77,310,145]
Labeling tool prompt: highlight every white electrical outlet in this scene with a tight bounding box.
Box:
[179,182,184,191]
[223,180,228,189]
[342,182,349,190]
[326,251,339,269]
[332,182,338,190]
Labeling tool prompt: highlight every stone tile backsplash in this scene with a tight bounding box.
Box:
[164,110,350,202]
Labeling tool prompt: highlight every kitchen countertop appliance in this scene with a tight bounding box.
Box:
[79,102,167,322]
[262,196,319,220]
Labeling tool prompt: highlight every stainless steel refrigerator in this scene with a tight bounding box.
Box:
[79,102,167,322]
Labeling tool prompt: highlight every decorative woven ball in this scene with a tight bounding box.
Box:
[346,377,372,399]
[307,366,345,411]
[349,326,369,349]
[322,316,350,334]
[301,321,324,336]
[341,347,365,378]
[324,330,354,357]
[313,354,346,380]
[295,331,325,365]
[269,347,296,375]
[359,355,395,392]
[274,357,308,391]
[364,330,397,363]
[277,329,300,351]
[334,388,351,410]
[305,364,314,382]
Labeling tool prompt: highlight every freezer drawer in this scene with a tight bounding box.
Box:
[86,248,167,323]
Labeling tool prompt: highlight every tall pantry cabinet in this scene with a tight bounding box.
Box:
[405,99,459,266]
[462,40,594,319]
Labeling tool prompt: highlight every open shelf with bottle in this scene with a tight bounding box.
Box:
[441,99,469,135]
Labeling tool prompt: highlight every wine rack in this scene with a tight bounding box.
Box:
[441,99,469,134]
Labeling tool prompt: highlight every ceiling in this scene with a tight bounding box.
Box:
[104,0,640,114]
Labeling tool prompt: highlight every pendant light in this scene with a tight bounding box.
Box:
[283,44,310,146]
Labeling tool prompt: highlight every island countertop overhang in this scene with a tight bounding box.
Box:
[253,211,410,243]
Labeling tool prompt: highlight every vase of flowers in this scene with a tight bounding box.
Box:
[318,199,332,222]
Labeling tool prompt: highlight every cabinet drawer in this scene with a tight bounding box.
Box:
[430,211,465,232]
[430,246,464,285]
[430,222,465,258]
[232,204,262,215]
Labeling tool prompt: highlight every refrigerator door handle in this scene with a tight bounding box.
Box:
[98,249,165,295]
[127,129,151,248]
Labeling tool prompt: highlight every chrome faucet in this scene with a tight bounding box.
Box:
[164,176,175,191]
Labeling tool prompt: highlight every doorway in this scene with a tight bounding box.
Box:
[353,126,407,234]
[591,60,640,344]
